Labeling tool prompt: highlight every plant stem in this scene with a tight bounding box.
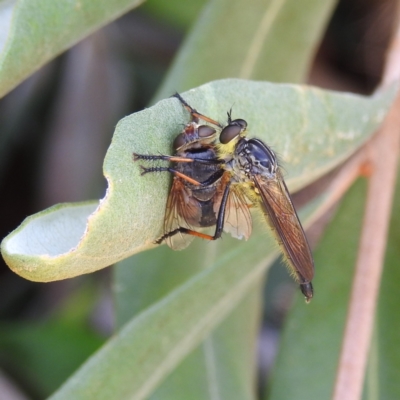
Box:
[331,80,400,400]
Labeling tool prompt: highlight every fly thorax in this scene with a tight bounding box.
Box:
[236,138,277,179]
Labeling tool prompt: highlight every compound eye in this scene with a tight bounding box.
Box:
[220,124,241,144]
[220,118,248,144]
[220,119,248,144]
[173,133,186,150]
[198,125,216,138]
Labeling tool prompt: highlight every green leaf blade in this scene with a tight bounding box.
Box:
[155,0,338,99]
[1,80,396,281]
[49,236,275,400]
[0,0,145,98]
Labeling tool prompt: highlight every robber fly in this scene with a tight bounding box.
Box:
[133,93,252,250]
[217,113,315,302]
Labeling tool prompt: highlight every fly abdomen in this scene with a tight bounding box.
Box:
[198,200,218,227]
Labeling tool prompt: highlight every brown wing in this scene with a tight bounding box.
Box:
[164,178,202,250]
[253,170,314,284]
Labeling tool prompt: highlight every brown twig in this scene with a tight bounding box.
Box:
[331,18,400,400]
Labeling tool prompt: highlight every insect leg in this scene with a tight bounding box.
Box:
[133,153,174,162]
[172,93,222,128]
[133,152,224,165]
[155,180,232,244]
[139,166,201,185]
[195,169,225,186]
[209,179,232,239]
[168,156,225,165]
[139,166,224,187]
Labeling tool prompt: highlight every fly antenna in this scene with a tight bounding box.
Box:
[227,108,233,124]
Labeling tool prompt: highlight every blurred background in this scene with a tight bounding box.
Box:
[0,0,396,398]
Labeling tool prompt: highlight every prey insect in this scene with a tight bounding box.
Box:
[133,93,252,250]
[217,113,315,302]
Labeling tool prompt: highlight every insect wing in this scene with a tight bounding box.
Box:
[218,179,252,241]
[253,171,314,284]
[164,178,202,250]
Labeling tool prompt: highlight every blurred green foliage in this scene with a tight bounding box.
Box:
[0,0,398,399]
